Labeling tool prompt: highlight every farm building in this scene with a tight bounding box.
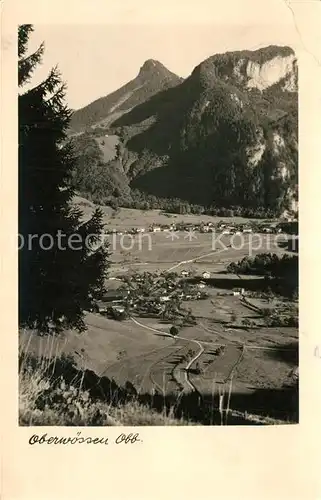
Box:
[288,236,299,253]
[159,295,171,302]
[202,271,211,279]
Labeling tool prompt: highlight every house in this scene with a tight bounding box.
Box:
[197,281,206,289]
[153,226,161,232]
[222,230,231,235]
[95,301,109,313]
[243,228,252,233]
[110,304,125,314]
[108,305,127,321]
[102,289,128,303]
[288,236,299,253]
[202,271,211,279]
[181,270,190,277]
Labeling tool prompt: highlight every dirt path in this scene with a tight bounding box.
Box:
[166,234,264,273]
[199,322,239,345]
[166,249,225,273]
[184,339,204,392]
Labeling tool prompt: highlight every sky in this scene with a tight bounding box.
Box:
[24,19,300,110]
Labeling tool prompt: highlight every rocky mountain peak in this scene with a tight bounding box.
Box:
[139,59,165,73]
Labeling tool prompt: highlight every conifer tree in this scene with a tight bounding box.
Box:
[18,24,109,333]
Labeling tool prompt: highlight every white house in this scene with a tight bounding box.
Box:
[197,282,206,289]
[181,270,190,277]
[153,227,161,232]
[202,271,211,279]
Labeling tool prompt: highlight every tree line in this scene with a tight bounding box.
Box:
[69,132,283,218]
[227,253,298,296]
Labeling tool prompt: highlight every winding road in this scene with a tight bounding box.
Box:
[131,317,205,393]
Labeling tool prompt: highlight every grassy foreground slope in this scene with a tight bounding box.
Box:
[19,335,296,426]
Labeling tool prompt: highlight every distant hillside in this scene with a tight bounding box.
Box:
[69,60,183,132]
[70,46,298,215]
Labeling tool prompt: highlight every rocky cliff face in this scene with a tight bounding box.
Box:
[190,45,297,89]
[246,54,297,91]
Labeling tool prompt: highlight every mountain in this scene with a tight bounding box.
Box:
[69,60,183,132]
[71,46,298,215]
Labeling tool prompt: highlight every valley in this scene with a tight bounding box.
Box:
[19,31,299,426]
[21,203,298,423]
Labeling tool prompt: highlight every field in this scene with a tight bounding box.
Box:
[21,203,298,422]
[108,231,288,278]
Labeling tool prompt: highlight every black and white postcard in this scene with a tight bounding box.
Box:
[1,0,320,498]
